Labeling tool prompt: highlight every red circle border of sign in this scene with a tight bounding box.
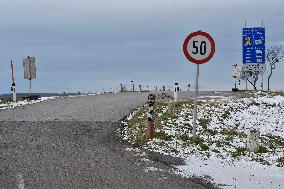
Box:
[183,31,215,64]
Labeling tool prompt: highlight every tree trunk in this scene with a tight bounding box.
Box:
[253,84,257,91]
[247,79,257,91]
[268,66,273,91]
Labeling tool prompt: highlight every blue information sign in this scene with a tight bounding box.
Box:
[243,27,265,64]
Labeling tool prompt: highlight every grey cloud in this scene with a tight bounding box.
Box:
[0,0,284,93]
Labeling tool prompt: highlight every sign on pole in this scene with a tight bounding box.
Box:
[23,56,36,96]
[183,31,215,140]
[183,31,215,64]
[243,27,266,71]
[232,64,242,79]
[23,57,36,80]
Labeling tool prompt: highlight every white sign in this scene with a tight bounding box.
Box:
[232,64,242,79]
[183,31,215,64]
[242,63,266,72]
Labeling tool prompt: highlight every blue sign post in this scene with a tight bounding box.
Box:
[243,27,265,64]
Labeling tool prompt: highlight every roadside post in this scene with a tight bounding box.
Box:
[10,61,16,102]
[131,81,134,92]
[146,94,155,139]
[183,31,216,140]
[247,129,260,152]
[174,83,179,102]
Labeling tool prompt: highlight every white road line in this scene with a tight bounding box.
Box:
[17,174,25,189]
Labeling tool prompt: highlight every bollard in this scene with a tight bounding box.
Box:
[146,94,155,139]
[174,83,179,102]
[11,84,16,102]
[131,81,134,92]
[161,93,166,99]
[246,129,260,152]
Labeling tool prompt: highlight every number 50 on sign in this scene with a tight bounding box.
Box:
[183,31,215,64]
[182,31,215,140]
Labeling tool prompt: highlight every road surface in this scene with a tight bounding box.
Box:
[0,92,217,189]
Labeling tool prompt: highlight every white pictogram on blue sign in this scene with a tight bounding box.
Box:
[243,27,265,64]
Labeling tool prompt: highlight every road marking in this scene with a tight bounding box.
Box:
[17,174,25,189]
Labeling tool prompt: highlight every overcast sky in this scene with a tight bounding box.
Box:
[0,0,283,93]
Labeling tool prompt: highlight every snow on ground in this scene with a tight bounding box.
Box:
[0,93,103,110]
[122,92,284,189]
[0,96,57,110]
[177,156,284,189]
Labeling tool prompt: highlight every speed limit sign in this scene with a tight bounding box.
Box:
[183,31,215,64]
[182,30,215,140]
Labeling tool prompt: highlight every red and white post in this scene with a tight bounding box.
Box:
[11,61,16,102]
[146,94,155,139]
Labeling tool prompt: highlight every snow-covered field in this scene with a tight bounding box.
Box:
[122,92,284,189]
[0,93,106,110]
[0,96,57,110]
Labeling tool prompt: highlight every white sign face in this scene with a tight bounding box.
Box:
[242,63,266,72]
[183,31,215,64]
[187,35,212,61]
[232,64,242,78]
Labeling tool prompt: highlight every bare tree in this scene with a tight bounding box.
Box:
[246,71,260,91]
[267,45,284,91]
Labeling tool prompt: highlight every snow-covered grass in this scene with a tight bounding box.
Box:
[122,91,284,189]
[0,96,57,110]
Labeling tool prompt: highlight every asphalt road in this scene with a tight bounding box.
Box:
[0,92,216,189]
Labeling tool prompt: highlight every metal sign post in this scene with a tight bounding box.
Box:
[183,31,215,140]
[246,72,248,90]
[261,71,264,91]
[192,64,199,139]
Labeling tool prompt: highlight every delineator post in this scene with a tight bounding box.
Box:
[146,94,155,139]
